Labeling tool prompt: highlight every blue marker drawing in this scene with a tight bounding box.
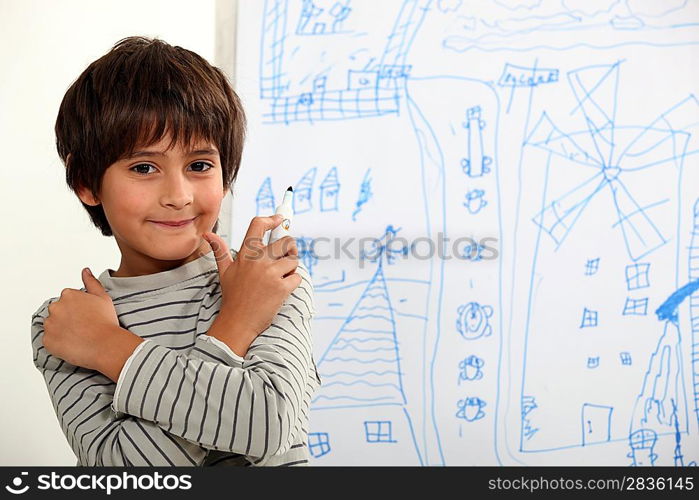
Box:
[365,420,397,443]
[352,168,372,221]
[584,258,600,276]
[458,355,484,383]
[360,225,409,265]
[516,58,698,460]
[498,63,559,88]
[460,240,487,262]
[294,167,317,214]
[582,403,613,446]
[456,302,493,340]
[311,240,422,463]
[463,189,487,214]
[256,177,276,215]
[461,106,492,177]
[626,263,650,291]
[619,352,632,366]
[437,0,461,14]
[441,1,699,53]
[580,308,598,328]
[259,0,287,100]
[498,62,559,113]
[626,280,695,466]
[622,297,648,316]
[689,199,699,432]
[670,398,697,467]
[308,432,332,458]
[296,0,352,36]
[521,396,539,441]
[320,166,340,212]
[456,397,487,422]
[313,251,406,406]
[628,429,658,467]
[238,0,699,467]
[259,0,427,124]
[525,64,672,261]
[297,236,319,276]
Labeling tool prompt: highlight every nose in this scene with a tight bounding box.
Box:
[160,172,193,209]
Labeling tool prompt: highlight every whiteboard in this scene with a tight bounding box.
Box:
[231,0,699,466]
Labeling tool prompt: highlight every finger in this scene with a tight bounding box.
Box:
[272,254,299,278]
[242,215,283,249]
[267,235,297,259]
[203,232,234,276]
[282,271,302,292]
[81,268,110,297]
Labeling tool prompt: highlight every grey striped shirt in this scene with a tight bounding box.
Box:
[31,248,320,466]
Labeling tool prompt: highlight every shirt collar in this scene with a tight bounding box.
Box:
[97,249,228,296]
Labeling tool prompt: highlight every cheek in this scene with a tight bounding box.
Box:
[112,185,151,215]
[198,184,226,213]
[101,186,153,230]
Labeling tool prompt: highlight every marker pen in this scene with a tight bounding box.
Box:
[268,186,293,244]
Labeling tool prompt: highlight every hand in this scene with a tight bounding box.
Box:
[202,215,302,354]
[42,268,140,378]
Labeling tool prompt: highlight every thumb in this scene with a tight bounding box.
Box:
[81,268,109,297]
[203,232,234,276]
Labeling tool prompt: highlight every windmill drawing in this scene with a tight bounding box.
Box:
[524,61,693,262]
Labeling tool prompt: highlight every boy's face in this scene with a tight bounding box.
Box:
[78,132,226,277]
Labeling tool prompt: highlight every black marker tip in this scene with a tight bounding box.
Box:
[287,186,293,192]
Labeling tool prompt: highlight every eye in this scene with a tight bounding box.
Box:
[130,163,156,175]
[189,161,214,172]
[128,162,214,175]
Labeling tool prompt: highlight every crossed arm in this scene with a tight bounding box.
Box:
[31,264,318,466]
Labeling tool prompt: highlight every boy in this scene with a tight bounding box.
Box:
[30,36,320,466]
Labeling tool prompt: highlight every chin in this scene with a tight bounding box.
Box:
[143,239,203,261]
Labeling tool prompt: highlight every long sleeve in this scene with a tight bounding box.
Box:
[31,303,248,466]
[110,262,319,463]
[31,262,319,466]
[109,335,244,417]
[32,311,207,466]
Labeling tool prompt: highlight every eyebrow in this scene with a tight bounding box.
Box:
[125,148,219,159]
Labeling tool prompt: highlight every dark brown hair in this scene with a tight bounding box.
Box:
[55,36,246,236]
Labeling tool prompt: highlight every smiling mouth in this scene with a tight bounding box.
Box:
[149,217,197,228]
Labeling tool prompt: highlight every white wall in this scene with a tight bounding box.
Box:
[0,0,220,465]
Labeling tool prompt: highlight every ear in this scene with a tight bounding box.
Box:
[77,185,100,206]
[68,153,101,207]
